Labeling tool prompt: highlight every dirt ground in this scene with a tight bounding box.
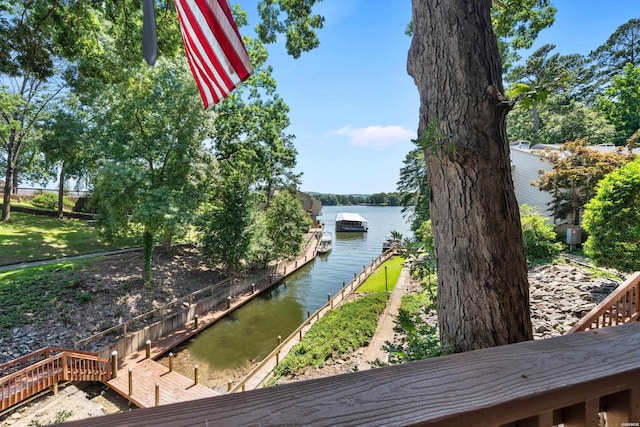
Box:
[0,246,227,362]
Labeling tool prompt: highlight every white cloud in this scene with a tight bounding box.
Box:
[331,125,415,148]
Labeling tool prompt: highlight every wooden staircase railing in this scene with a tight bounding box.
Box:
[0,347,111,412]
[568,271,640,333]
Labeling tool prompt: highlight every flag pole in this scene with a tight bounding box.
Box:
[142,0,158,65]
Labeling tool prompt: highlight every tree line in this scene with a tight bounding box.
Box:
[313,192,401,206]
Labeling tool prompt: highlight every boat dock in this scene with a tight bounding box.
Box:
[104,228,324,408]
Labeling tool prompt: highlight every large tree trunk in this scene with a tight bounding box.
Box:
[2,141,15,223]
[408,0,532,352]
[1,164,12,222]
[532,103,540,142]
[58,162,65,220]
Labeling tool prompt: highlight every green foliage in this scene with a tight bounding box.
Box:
[75,291,92,304]
[31,193,74,211]
[491,0,556,73]
[89,58,215,283]
[198,173,256,273]
[270,293,387,380]
[535,139,635,223]
[597,64,640,144]
[384,278,442,364]
[590,18,640,81]
[583,158,640,272]
[314,192,402,206]
[519,205,563,265]
[263,190,311,263]
[358,256,405,293]
[396,148,429,233]
[255,0,325,59]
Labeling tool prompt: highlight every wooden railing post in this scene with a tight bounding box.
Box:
[194,365,199,385]
[128,369,133,396]
[155,382,160,406]
[110,351,118,379]
[168,352,173,372]
[145,340,152,359]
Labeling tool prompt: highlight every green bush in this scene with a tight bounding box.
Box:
[520,205,563,265]
[270,293,387,380]
[31,193,75,211]
[583,158,640,272]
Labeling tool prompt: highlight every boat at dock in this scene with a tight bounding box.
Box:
[335,212,368,232]
[317,232,332,254]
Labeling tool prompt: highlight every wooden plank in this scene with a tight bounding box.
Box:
[562,398,599,426]
[107,359,218,408]
[605,389,640,426]
[63,322,640,427]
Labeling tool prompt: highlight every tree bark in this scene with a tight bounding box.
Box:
[143,229,154,287]
[1,162,12,222]
[2,137,16,222]
[408,0,532,352]
[532,103,540,143]
[58,162,65,220]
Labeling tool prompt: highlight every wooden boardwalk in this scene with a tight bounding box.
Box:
[107,359,218,408]
[105,230,323,407]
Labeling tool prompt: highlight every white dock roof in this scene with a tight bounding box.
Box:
[335,212,367,223]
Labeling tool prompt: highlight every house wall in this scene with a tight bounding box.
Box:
[510,147,554,219]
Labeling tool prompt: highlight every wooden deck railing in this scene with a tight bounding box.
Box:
[63,321,640,426]
[0,347,64,377]
[568,271,640,333]
[0,347,110,412]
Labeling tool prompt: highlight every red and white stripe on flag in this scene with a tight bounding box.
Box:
[175,0,253,108]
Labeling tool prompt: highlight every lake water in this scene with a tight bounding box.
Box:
[172,205,411,371]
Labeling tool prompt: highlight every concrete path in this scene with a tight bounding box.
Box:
[359,266,412,369]
[0,248,144,272]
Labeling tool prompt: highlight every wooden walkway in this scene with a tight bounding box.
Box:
[107,359,218,408]
[1,347,110,413]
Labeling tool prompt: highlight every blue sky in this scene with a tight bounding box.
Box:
[239,1,639,195]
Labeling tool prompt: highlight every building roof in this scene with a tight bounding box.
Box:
[335,212,367,223]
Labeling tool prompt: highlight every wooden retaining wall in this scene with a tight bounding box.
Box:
[87,269,276,360]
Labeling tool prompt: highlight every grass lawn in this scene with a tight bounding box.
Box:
[0,260,95,335]
[357,255,405,293]
[0,212,135,266]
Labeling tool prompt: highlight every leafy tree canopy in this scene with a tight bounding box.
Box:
[590,18,640,80]
[534,139,636,224]
[596,63,640,144]
[583,157,640,272]
[396,147,429,233]
[491,0,556,73]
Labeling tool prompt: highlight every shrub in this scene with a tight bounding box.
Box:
[583,158,640,272]
[520,205,563,265]
[31,193,75,211]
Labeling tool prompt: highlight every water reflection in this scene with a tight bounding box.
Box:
[163,206,411,377]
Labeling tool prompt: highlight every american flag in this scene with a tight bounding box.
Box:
[175,0,253,108]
